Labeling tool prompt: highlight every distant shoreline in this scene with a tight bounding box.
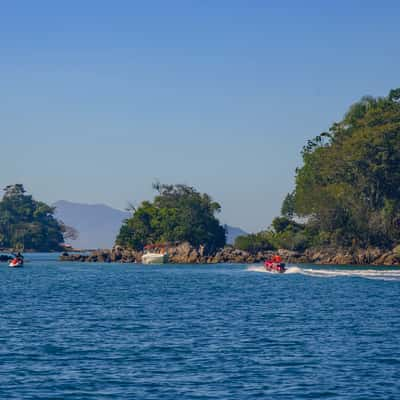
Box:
[0,248,99,254]
[2,244,399,266]
[58,243,400,266]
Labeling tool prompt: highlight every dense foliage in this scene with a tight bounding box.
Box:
[290,88,400,249]
[234,231,274,253]
[116,183,226,252]
[234,216,312,253]
[236,88,400,252]
[0,184,65,251]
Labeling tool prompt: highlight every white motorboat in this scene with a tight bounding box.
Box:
[141,252,168,265]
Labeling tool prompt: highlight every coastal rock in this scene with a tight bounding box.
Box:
[393,245,400,257]
[332,253,355,265]
[60,252,89,262]
[289,246,400,266]
[111,245,124,261]
[277,249,302,263]
[374,251,400,266]
[354,247,382,265]
[59,243,271,264]
[168,242,195,263]
[59,243,400,266]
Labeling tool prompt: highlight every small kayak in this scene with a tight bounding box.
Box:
[264,260,286,273]
[9,258,23,268]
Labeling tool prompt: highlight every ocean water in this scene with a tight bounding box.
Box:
[1,254,399,399]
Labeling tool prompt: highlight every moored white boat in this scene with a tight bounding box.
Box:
[141,252,168,265]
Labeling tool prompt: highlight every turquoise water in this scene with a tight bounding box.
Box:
[1,254,400,399]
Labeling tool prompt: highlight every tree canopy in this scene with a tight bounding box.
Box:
[291,88,400,248]
[234,216,311,253]
[236,88,400,252]
[116,183,226,252]
[0,184,65,251]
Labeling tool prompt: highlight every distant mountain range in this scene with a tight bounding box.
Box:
[54,200,247,249]
[54,200,130,249]
[224,225,248,245]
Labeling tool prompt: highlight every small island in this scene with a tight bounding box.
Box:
[61,88,400,266]
[0,184,69,252]
[2,89,400,266]
[0,184,77,256]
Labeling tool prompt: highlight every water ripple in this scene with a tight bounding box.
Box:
[0,255,399,399]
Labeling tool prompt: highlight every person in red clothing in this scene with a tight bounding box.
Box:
[273,255,282,263]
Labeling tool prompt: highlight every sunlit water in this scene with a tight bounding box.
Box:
[1,254,399,399]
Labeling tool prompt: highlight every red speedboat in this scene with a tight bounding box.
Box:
[264,255,286,273]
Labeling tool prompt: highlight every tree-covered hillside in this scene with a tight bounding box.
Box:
[0,184,65,251]
[116,183,226,252]
[236,88,400,252]
[291,88,400,248]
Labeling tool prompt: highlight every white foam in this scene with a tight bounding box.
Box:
[246,265,303,275]
[285,266,303,274]
[302,268,400,280]
[246,265,400,281]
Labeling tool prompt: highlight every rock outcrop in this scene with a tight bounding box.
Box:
[59,243,400,266]
[60,243,275,264]
[292,246,400,266]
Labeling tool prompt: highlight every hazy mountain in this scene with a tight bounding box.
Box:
[54,200,130,249]
[225,225,248,245]
[54,200,247,249]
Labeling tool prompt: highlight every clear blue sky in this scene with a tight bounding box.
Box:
[1,1,399,232]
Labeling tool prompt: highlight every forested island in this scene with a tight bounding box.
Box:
[0,184,73,252]
[64,88,399,265]
[116,182,226,253]
[2,88,400,265]
[232,88,400,264]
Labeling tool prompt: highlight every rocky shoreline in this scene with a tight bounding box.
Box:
[60,243,272,264]
[59,242,400,266]
[293,246,400,266]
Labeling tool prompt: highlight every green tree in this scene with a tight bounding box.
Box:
[240,89,400,253]
[292,88,400,248]
[116,183,226,252]
[234,232,274,253]
[281,192,296,219]
[0,184,64,251]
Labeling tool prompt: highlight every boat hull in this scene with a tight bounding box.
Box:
[9,260,23,268]
[264,262,286,273]
[142,253,168,265]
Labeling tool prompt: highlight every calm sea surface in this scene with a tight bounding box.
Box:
[1,254,400,399]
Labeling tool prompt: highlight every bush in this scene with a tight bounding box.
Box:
[234,232,275,253]
[116,183,226,252]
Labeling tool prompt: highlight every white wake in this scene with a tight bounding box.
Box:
[246,265,400,281]
[246,265,303,274]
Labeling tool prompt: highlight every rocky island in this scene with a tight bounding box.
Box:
[62,90,400,267]
[60,242,400,266]
[6,90,400,267]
